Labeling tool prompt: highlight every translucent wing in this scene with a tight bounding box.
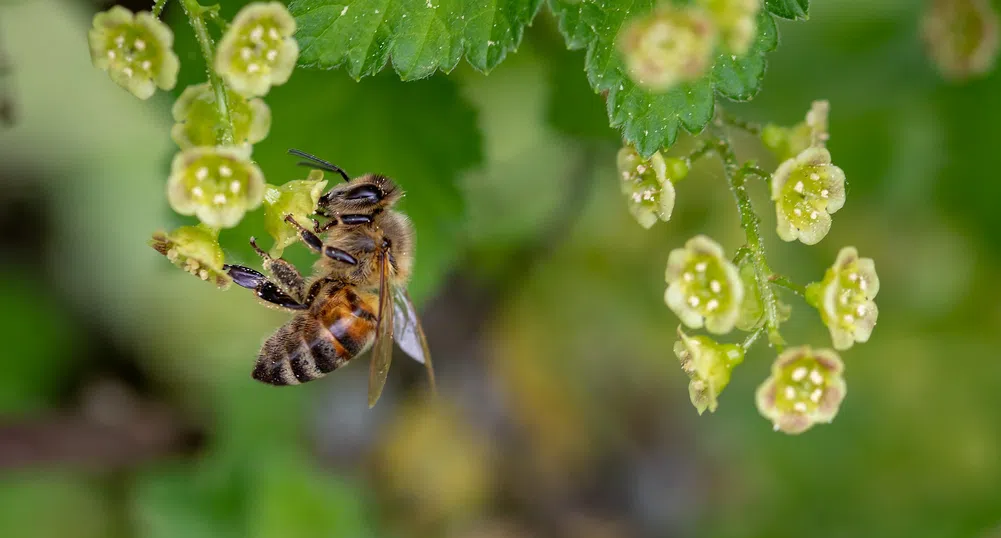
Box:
[392,286,437,394]
[367,250,394,408]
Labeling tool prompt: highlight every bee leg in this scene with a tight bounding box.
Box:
[247,237,308,301]
[283,214,358,265]
[223,264,306,310]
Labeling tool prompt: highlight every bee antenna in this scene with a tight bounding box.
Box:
[287,148,350,182]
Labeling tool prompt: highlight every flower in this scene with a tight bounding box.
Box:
[88,6,180,99]
[674,328,744,414]
[619,6,717,92]
[771,147,846,245]
[699,0,759,55]
[150,225,231,289]
[215,2,299,97]
[263,170,328,256]
[806,247,880,350]
[665,235,744,334]
[171,83,272,148]
[756,346,847,434]
[761,100,830,162]
[166,146,266,228]
[617,146,688,228]
[922,0,1000,81]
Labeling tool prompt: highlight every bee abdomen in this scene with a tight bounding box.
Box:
[253,316,352,386]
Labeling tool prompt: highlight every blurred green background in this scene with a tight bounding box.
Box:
[2,0,1001,537]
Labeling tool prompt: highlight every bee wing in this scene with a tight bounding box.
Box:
[392,286,436,394]
[367,249,394,408]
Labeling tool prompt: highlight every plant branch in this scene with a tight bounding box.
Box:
[152,0,169,18]
[710,120,784,349]
[769,274,806,298]
[179,0,234,146]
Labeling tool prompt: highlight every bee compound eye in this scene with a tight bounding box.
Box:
[345,185,382,202]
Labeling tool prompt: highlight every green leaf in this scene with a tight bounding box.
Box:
[549,0,780,157]
[764,0,809,20]
[290,0,544,80]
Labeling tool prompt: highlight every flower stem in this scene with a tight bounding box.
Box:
[685,140,715,166]
[152,0,169,18]
[179,0,234,146]
[741,323,767,351]
[710,121,785,350]
[769,274,806,298]
[719,109,762,136]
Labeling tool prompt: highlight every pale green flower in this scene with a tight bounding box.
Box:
[263,170,329,256]
[88,6,179,99]
[617,146,688,228]
[771,147,846,245]
[166,146,266,228]
[756,346,846,434]
[171,83,271,148]
[618,5,717,92]
[665,235,744,334]
[150,225,231,289]
[674,328,744,414]
[807,247,880,350]
[215,2,299,97]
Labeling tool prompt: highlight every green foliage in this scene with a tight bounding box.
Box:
[290,0,544,80]
[764,0,809,20]
[548,0,778,157]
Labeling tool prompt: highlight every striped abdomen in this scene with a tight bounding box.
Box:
[252,285,378,386]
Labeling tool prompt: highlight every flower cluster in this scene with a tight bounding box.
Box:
[86,1,312,286]
[617,145,688,229]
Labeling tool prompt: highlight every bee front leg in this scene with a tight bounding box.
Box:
[223,264,306,311]
[283,214,358,266]
[248,237,308,301]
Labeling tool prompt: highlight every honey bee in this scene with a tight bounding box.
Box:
[224,149,435,407]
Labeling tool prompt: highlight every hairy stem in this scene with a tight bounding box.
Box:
[719,109,762,136]
[179,0,234,146]
[741,323,767,351]
[769,274,806,298]
[685,140,715,166]
[152,0,169,18]
[710,121,784,349]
